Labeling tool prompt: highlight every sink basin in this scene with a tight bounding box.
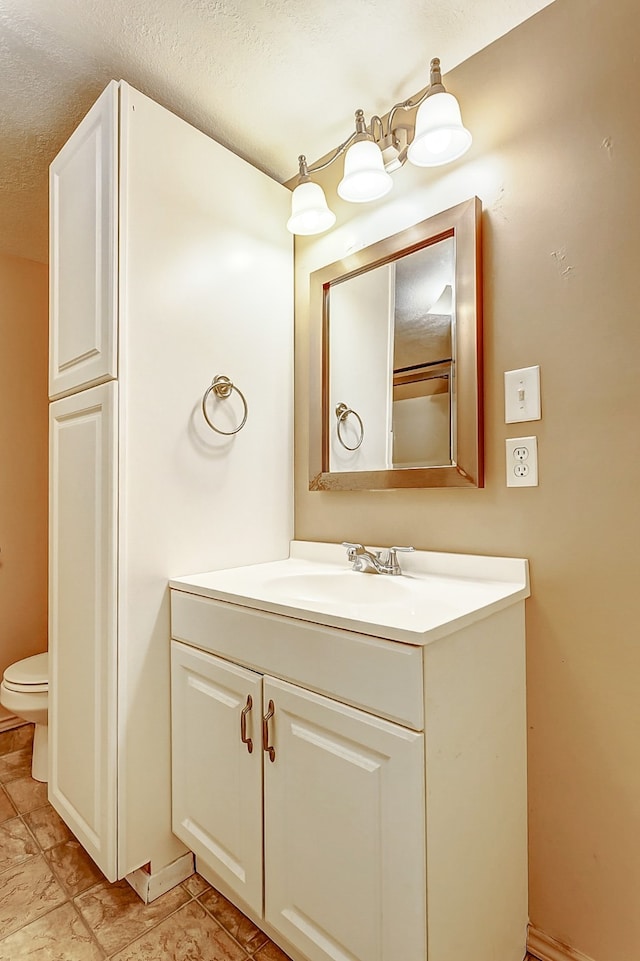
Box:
[263,570,417,608]
[170,541,530,644]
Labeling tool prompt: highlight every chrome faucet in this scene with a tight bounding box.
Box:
[342,542,415,575]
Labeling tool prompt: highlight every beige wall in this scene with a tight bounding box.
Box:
[0,254,48,720]
[293,1,640,959]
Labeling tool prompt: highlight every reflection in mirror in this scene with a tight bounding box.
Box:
[329,237,455,471]
[309,197,482,490]
[393,241,454,469]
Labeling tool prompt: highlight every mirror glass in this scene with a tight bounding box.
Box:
[328,236,455,472]
[309,198,482,490]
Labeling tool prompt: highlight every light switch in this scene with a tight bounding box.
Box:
[504,366,541,423]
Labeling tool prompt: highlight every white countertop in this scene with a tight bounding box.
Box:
[169,541,530,644]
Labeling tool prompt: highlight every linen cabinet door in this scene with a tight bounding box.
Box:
[263,677,427,961]
[48,381,118,881]
[49,80,118,399]
[170,642,263,915]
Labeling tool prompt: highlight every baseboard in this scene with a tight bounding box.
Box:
[0,715,27,734]
[125,851,194,903]
[528,925,598,961]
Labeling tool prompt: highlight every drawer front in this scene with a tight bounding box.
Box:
[171,590,424,731]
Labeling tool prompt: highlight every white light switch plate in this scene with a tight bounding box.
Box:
[504,366,541,423]
[506,436,538,487]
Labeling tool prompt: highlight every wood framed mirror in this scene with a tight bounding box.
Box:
[309,197,483,491]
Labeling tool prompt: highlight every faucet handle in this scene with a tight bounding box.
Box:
[341,541,364,561]
[380,545,415,574]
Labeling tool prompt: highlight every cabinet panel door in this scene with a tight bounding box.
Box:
[171,642,263,915]
[264,677,427,961]
[49,81,118,399]
[48,382,118,881]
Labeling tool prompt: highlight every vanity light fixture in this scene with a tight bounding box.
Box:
[287,58,471,236]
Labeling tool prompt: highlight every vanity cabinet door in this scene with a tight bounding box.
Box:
[170,641,263,915]
[49,80,118,399]
[263,676,427,961]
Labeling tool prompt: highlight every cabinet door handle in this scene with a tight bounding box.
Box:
[240,694,253,753]
[262,699,276,762]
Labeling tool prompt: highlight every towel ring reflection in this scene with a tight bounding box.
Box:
[335,402,364,451]
[202,375,248,435]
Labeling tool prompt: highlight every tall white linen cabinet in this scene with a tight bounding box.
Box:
[48,80,293,882]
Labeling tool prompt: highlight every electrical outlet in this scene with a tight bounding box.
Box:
[506,436,538,487]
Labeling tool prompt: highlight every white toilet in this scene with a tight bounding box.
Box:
[0,653,48,782]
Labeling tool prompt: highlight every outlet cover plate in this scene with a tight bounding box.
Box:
[506,436,538,487]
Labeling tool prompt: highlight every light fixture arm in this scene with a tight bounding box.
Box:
[370,114,384,141]
[386,58,446,137]
[297,125,361,181]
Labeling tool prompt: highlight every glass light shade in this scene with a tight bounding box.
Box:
[407,91,472,167]
[286,181,336,236]
[337,140,393,203]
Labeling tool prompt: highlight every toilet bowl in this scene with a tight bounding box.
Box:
[0,653,48,782]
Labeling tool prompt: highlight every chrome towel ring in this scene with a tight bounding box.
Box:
[335,402,364,451]
[202,375,248,435]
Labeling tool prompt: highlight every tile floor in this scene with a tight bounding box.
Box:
[0,724,538,961]
[0,724,291,960]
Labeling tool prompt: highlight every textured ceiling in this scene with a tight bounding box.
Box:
[0,0,555,263]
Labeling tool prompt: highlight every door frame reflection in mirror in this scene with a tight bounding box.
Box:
[309,196,483,490]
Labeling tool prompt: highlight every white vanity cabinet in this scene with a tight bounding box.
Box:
[170,635,427,961]
[169,545,530,961]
